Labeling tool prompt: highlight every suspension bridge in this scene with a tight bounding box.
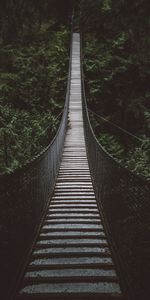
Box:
[0,33,150,300]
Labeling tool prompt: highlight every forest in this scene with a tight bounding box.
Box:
[80,0,150,179]
[0,2,149,300]
[0,0,149,178]
[0,0,71,173]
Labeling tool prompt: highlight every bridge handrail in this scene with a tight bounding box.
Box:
[81,35,150,299]
[0,32,72,300]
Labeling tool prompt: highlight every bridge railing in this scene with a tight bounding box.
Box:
[0,35,72,300]
[81,37,150,300]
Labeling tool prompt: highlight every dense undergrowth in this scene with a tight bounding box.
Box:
[0,1,71,174]
[90,112,150,179]
[80,0,150,179]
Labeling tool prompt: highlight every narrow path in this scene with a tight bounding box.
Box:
[16,33,124,300]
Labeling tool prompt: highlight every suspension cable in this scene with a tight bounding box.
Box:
[88,108,143,142]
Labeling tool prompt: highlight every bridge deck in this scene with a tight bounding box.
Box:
[17,33,124,300]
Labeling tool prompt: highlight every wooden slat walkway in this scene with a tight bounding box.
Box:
[16,33,124,300]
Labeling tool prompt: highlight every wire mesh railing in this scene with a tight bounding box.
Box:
[0,37,72,300]
[81,37,150,300]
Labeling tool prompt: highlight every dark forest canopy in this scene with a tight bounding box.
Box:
[79,0,150,133]
[0,0,72,44]
[0,0,149,177]
[79,0,150,178]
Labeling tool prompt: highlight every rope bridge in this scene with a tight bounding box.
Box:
[0,33,150,300]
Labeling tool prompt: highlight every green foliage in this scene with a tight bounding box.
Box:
[0,2,70,174]
[89,109,150,179]
[98,133,125,162]
[84,34,149,133]
[0,29,69,112]
[101,0,112,13]
[81,0,150,178]
[96,132,150,180]
[0,105,59,174]
[0,0,72,44]
[125,139,150,179]
[82,0,150,134]
[144,111,150,135]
